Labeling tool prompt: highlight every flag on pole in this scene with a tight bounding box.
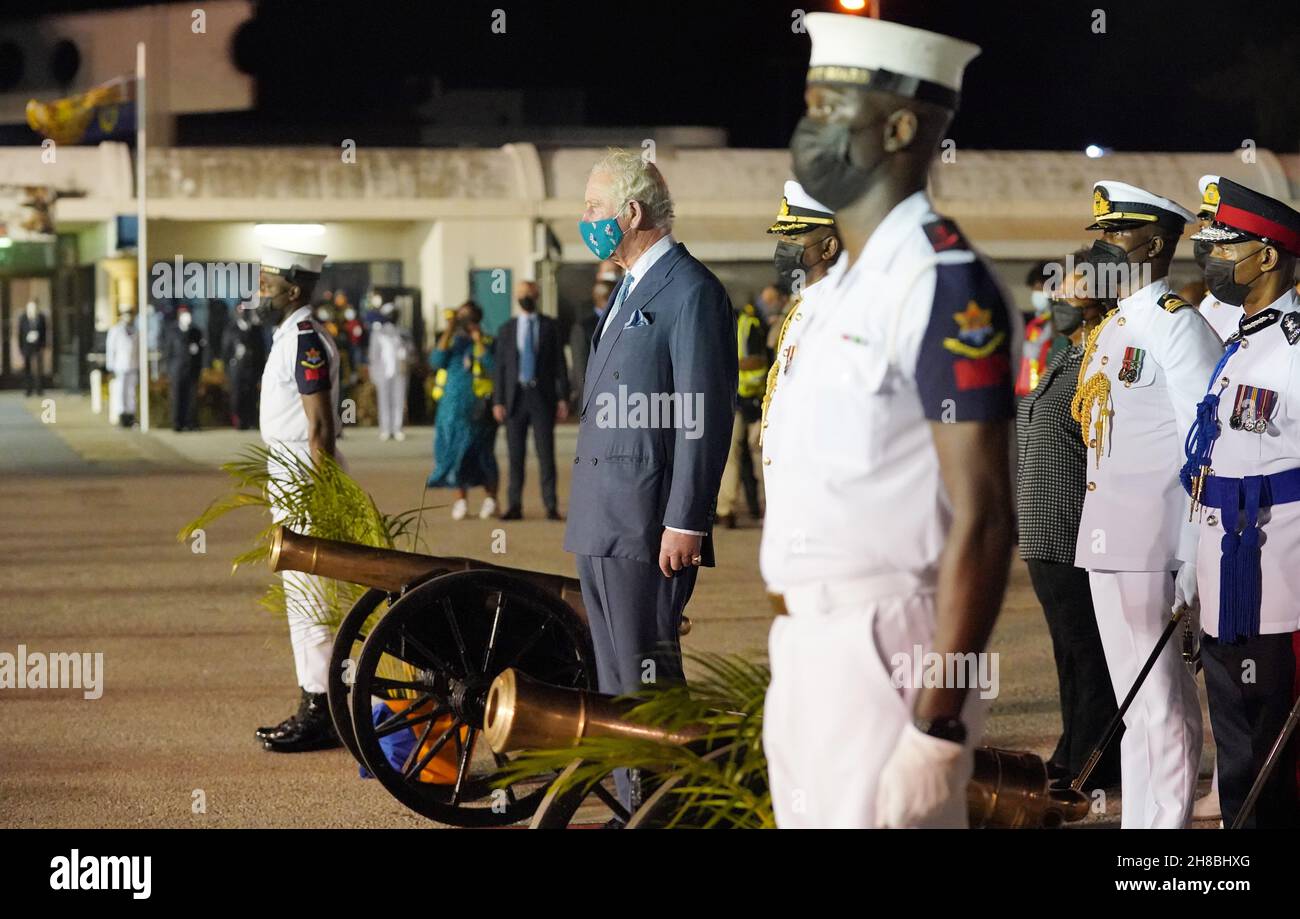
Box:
[26,76,137,146]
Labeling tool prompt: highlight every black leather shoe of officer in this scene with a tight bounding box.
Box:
[261,692,341,753]
[546,508,563,521]
[255,688,312,741]
[501,507,523,520]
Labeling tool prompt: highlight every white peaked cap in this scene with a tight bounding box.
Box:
[784,180,832,217]
[260,246,325,276]
[805,12,980,96]
[1087,180,1195,229]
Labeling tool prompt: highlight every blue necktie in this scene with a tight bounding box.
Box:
[601,273,634,345]
[519,316,536,383]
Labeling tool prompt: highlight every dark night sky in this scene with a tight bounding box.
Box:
[7,0,1300,152]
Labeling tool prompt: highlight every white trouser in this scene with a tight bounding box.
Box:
[1088,569,1201,828]
[108,370,139,421]
[763,577,986,828]
[266,443,336,694]
[375,372,407,436]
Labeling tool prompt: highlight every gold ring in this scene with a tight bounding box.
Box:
[691,555,703,565]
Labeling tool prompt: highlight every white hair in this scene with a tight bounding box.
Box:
[589,148,674,229]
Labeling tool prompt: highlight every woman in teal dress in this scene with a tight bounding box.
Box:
[426,301,500,519]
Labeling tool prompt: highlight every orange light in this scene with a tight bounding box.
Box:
[840,0,868,9]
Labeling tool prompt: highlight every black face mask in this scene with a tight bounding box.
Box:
[1087,238,1139,269]
[773,239,813,287]
[1050,299,1084,336]
[1192,238,1213,271]
[518,296,537,313]
[790,116,883,212]
[1203,249,1261,307]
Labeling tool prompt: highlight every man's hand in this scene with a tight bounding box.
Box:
[556,400,569,422]
[492,404,506,424]
[658,529,702,578]
[875,724,966,828]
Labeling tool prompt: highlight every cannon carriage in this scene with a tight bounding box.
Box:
[269,525,603,827]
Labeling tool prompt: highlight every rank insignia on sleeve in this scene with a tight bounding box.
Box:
[922,218,968,253]
[943,300,1005,358]
[1157,292,1191,313]
[1283,312,1300,345]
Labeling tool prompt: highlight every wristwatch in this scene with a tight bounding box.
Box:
[914,716,967,745]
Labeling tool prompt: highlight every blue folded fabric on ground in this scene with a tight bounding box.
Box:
[358,700,417,779]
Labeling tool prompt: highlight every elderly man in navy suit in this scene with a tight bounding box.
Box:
[565,149,737,809]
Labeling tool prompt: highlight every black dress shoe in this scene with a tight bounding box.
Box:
[501,507,523,520]
[261,691,341,753]
[255,688,312,741]
[546,508,563,521]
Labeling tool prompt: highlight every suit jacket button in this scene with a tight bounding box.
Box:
[592,458,598,466]
[613,371,620,380]
[573,456,580,464]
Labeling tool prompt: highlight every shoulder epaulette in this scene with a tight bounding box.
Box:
[1282,311,1300,345]
[922,217,969,253]
[1158,293,1191,314]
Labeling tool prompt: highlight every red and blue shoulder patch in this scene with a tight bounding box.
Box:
[294,325,330,395]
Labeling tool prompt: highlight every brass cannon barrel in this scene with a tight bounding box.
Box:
[484,668,707,752]
[268,526,589,622]
[485,668,1091,829]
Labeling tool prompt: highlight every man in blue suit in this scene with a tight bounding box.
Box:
[565,150,737,809]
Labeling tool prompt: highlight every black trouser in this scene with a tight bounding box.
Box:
[229,372,258,429]
[1027,559,1123,785]
[170,370,199,431]
[505,385,557,512]
[1202,630,1299,828]
[22,349,43,395]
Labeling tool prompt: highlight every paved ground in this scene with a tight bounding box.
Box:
[0,391,1216,828]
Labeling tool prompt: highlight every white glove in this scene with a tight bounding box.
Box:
[875,723,966,828]
[1174,560,1199,614]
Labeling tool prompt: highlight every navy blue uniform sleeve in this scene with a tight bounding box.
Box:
[914,258,1014,422]
[294,322,331,395]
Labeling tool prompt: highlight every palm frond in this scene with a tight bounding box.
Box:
[178,443,419,629]
[496,651,774,829]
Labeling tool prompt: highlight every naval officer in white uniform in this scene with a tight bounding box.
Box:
[1182,177,1300,828]
[758,179,842,447]
[1071,181,1224,827]
[1194,175,1243,342]
[762,12,1017,829]
[252,245,345,753]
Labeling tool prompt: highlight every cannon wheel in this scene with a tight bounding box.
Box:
[326,587,396,767]
[350,568,596,827]
[530,744,741,829]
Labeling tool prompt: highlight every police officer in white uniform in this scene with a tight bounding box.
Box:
[252,246,345,753]
[105,306,140,427]
[759,180,842,450]
[762,13,1017,829]
[1072,181,1224,827]
[369,301,410,441]
[1194,176,1243,342]
[1181,177,1300,827]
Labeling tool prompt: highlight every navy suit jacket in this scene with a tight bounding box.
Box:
[563,242,738,567]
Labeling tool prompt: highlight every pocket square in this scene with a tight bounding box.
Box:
[624,309,653,329]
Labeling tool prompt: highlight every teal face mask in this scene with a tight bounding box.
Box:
[578,203,627,260]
